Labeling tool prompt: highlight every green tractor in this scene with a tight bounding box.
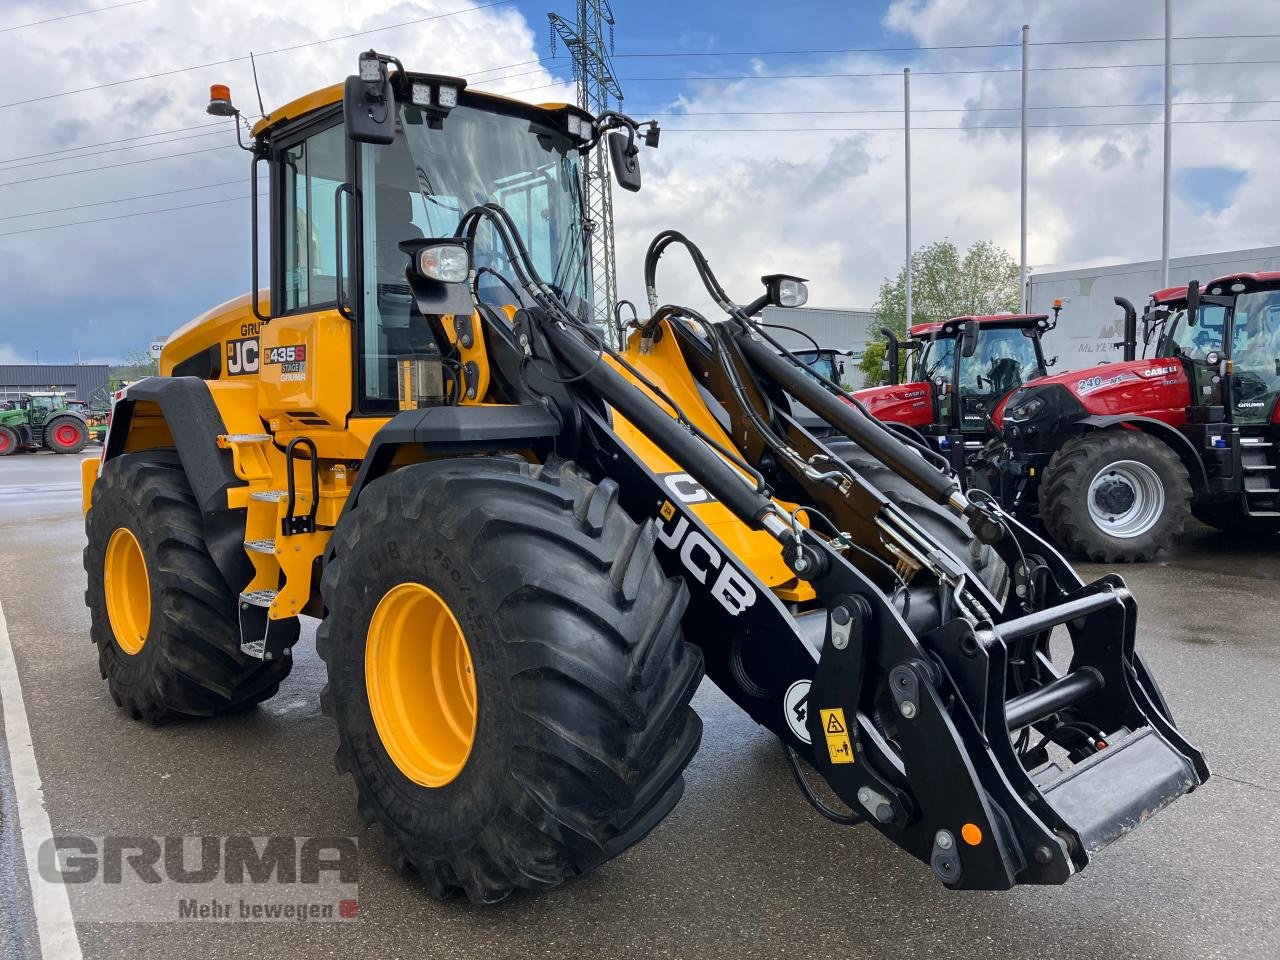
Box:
[0,392,91,456]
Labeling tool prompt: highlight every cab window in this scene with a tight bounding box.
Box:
[917,337,955,383]
[1158,305,1228,360]
[280,122,347,313]
[959,328,1041,398]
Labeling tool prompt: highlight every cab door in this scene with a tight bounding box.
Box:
[259,110,355,434]
[1158,301,1230,409]
[26,396,54,430]
[1227,291,1280,425]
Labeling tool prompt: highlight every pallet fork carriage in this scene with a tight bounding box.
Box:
[82,50,1206,902]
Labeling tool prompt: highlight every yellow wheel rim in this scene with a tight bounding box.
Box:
[104,527,151,655]
[365,583,478,788]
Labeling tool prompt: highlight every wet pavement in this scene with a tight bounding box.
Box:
[1,451,1277,959]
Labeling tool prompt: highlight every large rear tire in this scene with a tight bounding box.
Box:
[83,451,291,721]
[318,457,704,903]
[46,416,88,454]
[1040,431,1191,562]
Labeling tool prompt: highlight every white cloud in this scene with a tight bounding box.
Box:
[0,0,573,362]
[615,0,1280,313]
[3,0,1280,362]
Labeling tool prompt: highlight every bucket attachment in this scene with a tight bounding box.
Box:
[805,574,1207,890]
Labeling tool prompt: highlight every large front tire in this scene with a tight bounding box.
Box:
[83,451,291,721]
[318,457,704,903]
[46,416,88,454]
[1040,431,1191,562]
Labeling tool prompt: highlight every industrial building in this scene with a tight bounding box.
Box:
[1026,245,1280,369]
[0,364,112,404]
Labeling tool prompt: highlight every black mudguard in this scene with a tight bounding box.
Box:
[102,376,252,591]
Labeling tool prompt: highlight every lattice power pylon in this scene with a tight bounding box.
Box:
[549,1,623,327]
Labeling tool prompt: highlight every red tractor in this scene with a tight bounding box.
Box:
[992,273,1280,560]
[855,311,1056,475]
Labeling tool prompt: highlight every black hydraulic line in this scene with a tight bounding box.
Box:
[541,317,781,527]
[732,329,961,506]
[1005,668,1104,730]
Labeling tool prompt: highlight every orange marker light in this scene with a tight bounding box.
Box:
[1053,298,1063,308]
[961,822,983,846]
[210,84,231,102]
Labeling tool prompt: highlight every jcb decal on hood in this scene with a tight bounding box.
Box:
[655,505,757,616]
[226,337,259,376]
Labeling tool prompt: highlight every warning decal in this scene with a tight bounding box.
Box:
[819,708,855,765]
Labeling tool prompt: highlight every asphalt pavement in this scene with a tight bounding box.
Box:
[1,450,1277,959]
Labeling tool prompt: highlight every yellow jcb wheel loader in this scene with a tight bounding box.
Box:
[82,51,1207,903]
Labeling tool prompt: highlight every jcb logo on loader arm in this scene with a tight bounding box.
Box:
[655,501,757,616]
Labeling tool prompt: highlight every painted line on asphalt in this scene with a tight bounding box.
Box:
[0,598,83,960]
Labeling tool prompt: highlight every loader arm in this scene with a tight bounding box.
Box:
[466,219,1207,890]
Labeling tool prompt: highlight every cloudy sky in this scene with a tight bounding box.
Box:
[1,0,1277,363]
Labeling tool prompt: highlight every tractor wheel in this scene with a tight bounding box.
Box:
[46,416,88,454]
[318,457,703,903]
[823,438,1005,602]
[1040,431,1191,562]
[0,426,17,456]
[83,451,291,721]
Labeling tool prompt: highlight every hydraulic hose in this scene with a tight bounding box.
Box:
[733,329,961,506]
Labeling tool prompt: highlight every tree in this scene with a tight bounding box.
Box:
[860,239,1021,385]
[111,347,159,384]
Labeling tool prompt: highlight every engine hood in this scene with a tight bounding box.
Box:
[850,380,934,429]
[994,358,1188,427]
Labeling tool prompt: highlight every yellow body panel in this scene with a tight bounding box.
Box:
[249,83,581,138]
[612,323,814,601]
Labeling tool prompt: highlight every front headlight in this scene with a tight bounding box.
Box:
[1004,395,1046,423]
[417,244,471,283]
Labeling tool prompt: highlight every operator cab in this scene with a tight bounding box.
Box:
[911,314,1051,436]
[792,348,851,387]
[164,51,656,438]
[1149,273,1280,425]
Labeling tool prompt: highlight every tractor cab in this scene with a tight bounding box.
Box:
[792,347,852,387]
[858,313,1052,476]
[1148,274,1280,428]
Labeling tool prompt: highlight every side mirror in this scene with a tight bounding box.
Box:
[1186,280,1200,327]
[400,237,475,316]
[836,360,846,376]
[608,130,641,192]
[344,52,395,145]
[960,319,979,358]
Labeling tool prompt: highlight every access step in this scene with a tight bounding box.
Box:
[250,489,289,502]
[237,589,298,660]
[244,538,276,555]
[221,433,272,443]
